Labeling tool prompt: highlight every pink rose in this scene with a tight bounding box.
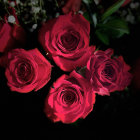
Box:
[38,12,95,71]
[86,49,132,96]
[5,48,52,93]
[0,7,26,53]
[44,71,96,124]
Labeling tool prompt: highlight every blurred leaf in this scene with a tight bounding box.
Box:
[77,66,87,78]
[105,18,129,34]
[82,0,92,4]
[97,18,129,39]
[92,13,97,27]
[101,0,125,21]
[83,12,93,24]
[95,29,110,45]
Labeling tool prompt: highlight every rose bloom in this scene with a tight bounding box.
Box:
[0,7,26,53]
[86,49,132,96]
[44,71,96,124]
[39,12,95,72]
[5,48,52,93]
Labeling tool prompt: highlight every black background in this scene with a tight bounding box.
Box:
[0,24,140,139]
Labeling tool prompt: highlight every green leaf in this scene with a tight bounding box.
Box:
[95,29,110,45]
[101,0,125,21]
[97,18,129,38]
[83,12,93,24]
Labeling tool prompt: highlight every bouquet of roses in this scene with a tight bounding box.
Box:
[1,0,138,124]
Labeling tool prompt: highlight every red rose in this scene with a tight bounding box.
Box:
[5,48,52,93]
[39,12,95,71]
[86,49,132,96]
[44,71,96,124]
[61,0,82,14]
[0,7,26,53]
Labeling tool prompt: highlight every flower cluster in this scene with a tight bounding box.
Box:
[0,0,133,124]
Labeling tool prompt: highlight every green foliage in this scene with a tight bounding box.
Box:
[96,18,129,45]
[95,29,110,45]
[101,0,125,21]
[83,12,93,24]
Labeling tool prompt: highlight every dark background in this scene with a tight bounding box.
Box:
[0,0,140,139]
[0,24,140,139]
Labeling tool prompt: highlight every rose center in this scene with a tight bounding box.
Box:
[102,65,115,80]
[61,31,80,51]
[17,62,33,82]
[62,90,76,105]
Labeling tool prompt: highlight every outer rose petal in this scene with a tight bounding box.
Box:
[70,71,96,118]
[70,13,90,35]
[38,19,57,58]
[0,23,12,52]
[53,46,95,71]
[104,48,114,57]
[28,48,52,91]
[12,25,26,43]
